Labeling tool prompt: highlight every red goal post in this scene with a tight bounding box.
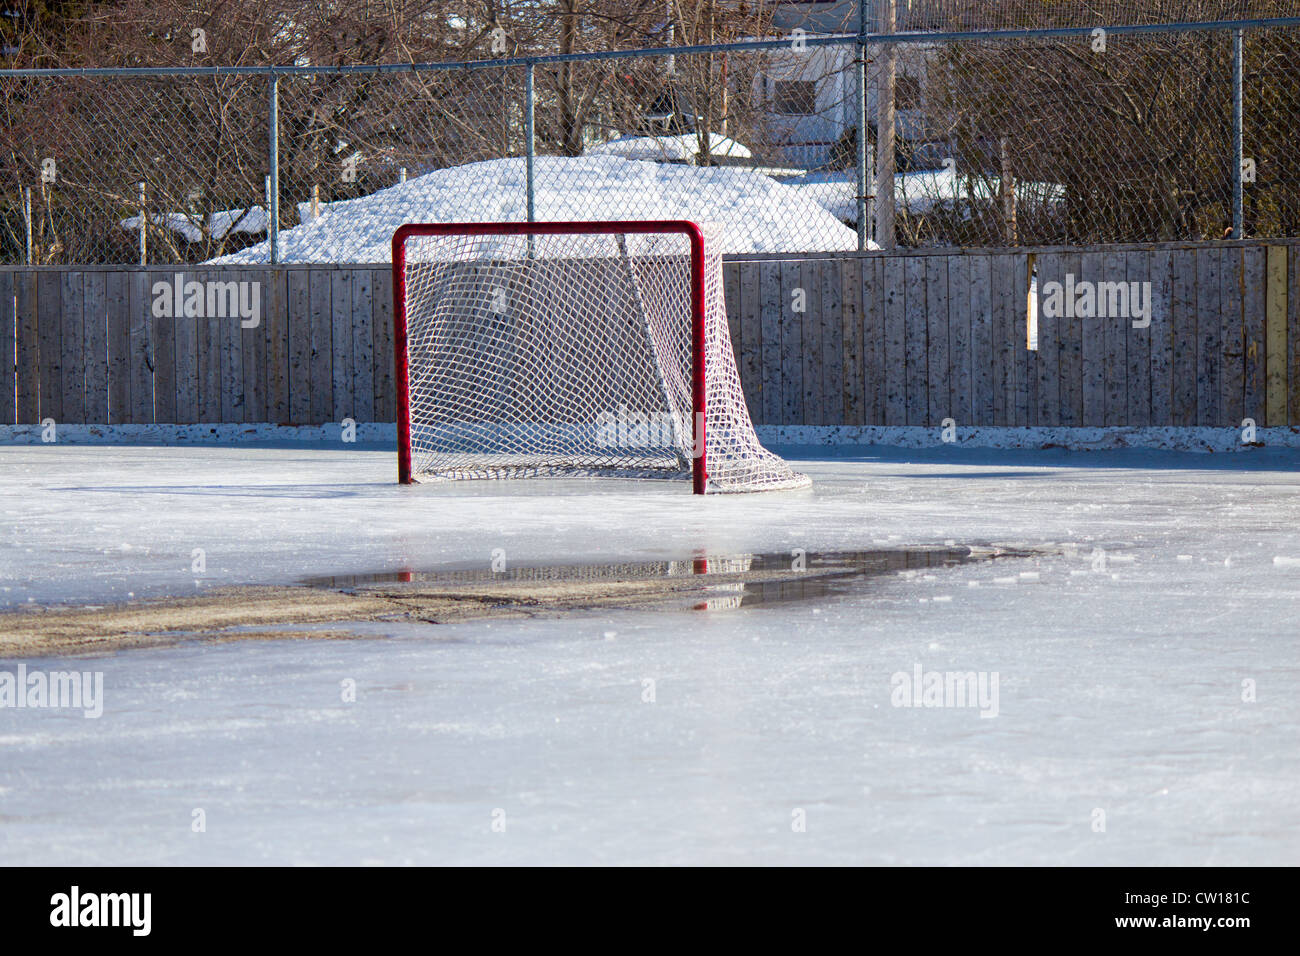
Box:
[393,220,708,492]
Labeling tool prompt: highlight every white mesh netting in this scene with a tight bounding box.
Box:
[399,225,810,493]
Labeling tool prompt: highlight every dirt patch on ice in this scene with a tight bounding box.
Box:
[0,545,1036,657]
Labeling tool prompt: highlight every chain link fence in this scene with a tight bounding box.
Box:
[3,18,1299,264]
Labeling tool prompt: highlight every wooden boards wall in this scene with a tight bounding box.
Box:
[2,244,1296,429]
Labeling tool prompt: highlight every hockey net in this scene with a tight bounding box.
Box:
[393,221,809,493]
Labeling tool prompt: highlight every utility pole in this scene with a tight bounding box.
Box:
[875,0,897,249]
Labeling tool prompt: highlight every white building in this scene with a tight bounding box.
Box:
[756,1,950,168]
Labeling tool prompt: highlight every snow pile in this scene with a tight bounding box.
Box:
[296,201,329,225]
[211,156,863,263]
[895,167,1066,216]
[786,168,1065,222]
[782,174,860,222]
[122,207,268,243]
[587,133,753,163]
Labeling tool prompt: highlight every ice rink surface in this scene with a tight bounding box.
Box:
[2,442,1299,864]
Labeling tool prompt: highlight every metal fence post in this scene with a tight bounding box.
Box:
[1232,28,1244,239]
[268,71,280,264]
[855,0,870,250]
[525,61,536,225]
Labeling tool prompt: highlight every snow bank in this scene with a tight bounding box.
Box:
[210,156,862,263]
[122,207,268,243]
[587,133,753,163]
[786,168,1065,222]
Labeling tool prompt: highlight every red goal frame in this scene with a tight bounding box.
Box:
[392,220,709,493]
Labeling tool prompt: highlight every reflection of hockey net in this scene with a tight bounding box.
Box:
[392,221,809,493]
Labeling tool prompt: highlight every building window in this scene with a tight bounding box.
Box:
[773,80,817,115]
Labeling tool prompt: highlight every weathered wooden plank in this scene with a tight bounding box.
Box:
[351,268,375,424]
[946,256,971,426]
[1101,249,1127,426]
[1034,253,1061,427]
[1218,247,1245,427]
[1125,251,1152,427]
[840,256,863,426]
[1040,252,1060,429]
[798,258,821,426]
[36,271,62,423]
[1195,247,1222,426]
[863,257,885,425]
[331,270,353,424]
[153,274,179,423]
[173,270,199,423]
[1148,250,1173,428]
[1284,247,1294,426]
[81,272,109,424]
[736,262,762,422]
[60,270,85,424]
[128,271,154,423]
[924,257,949,428]
[1013,255,1032,426]
[287,270,312,424]
[1265,246,1288,426]
[308,270,333,425]
[1078,252,1106,426]
[15,272,40,423]
[968,255,992,426]
[1241,247,1266,428]
[105,272,130,423]
[754,262,779,427]
[779,260,803,427]
[1057,252,1084,426]
[190,270,210,423]
[203,271,225,423]
[0,272,13,424]
[197,273,216,423]
[371,269,395,423]
[993,252,1013,424]
[904,256,928,426]
[217,272,244,423]
[723,261,742,373]
[987,254,1008,421]
[820,258,844,427]
[1170,249,1198,427]
[883,257,907,426]
[755,262,780,426]
[1289,247,1300,426]
[266,269,289,424]
[240,269,267,423]
[183,270,204,423]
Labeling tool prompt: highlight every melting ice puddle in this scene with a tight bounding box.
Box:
[303,546,1034,612]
